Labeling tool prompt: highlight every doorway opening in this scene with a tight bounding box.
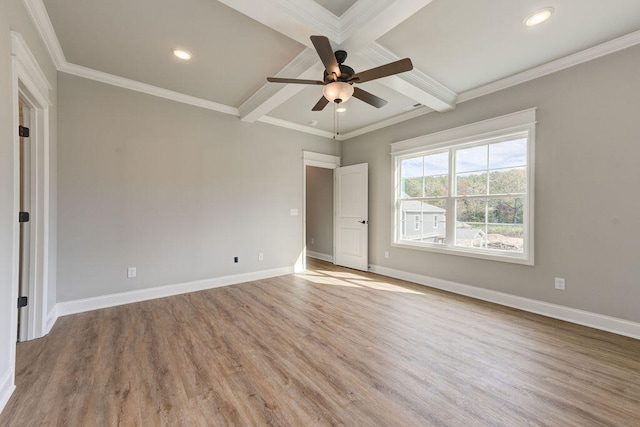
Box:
[302,151,341,272]
[306,166,334,263]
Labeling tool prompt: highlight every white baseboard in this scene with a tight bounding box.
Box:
[0,369,15,415]
[45,306,57,334]
[56,266,294,317]
[307,251,333,263]
[369,264,640,340]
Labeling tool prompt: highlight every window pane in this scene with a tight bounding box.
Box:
[456,172,487,196]
[489,138,527,169]
[424,152,449,196]
[486,224,524,252]
[487,197,525,225]
[456,198,486,223]
[421,200,446,244]
[455,199,486,248]
[424,175,448,197]
[401,158,423,198]
[456,145,487,173]
[489,168,526,194]
[399,199,446,244]
[424,152,449,176]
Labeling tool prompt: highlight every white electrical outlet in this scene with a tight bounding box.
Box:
[259,253,264,261]
[127,267,136,278]
[384,251,389,259]
[311,238,314,244]
[555,277,566,290]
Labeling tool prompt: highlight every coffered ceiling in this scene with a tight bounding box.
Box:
[28,0,640,139]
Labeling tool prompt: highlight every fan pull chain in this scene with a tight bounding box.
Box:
[333,102,341,139]
[333,102,338,139]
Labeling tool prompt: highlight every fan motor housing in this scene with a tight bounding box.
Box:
[324,64,355,82]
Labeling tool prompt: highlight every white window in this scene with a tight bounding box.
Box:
[391,109,536,265]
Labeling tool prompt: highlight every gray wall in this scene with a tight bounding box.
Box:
[306,166,333,257]
[57,73,339,301]
[0,0,58,400]
[342,44,640,323]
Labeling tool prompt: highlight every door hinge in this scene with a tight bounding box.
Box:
[19,212,30,223]
[17,296,28,308]
[19,125,30,138]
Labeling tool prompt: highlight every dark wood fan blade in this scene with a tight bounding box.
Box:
[353,87,388,108]
[310,35,340,80]
[312,96,330,111]
[267,77,325,85]
[351,58,413,83]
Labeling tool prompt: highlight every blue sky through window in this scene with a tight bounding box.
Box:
[402,138,527,180]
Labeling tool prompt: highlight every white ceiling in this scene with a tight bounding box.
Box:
[34,0,640,139]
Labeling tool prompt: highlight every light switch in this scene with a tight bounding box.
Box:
[290,209,299,216]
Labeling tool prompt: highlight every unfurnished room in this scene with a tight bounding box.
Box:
[1,0,640,425]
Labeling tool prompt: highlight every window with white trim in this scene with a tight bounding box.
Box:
[392,109,535,265]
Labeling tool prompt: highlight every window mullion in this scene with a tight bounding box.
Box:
[446,147,456,247]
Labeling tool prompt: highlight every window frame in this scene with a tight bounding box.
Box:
[391,109,536,265]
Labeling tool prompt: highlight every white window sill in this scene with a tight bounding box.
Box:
[392,240,534,266]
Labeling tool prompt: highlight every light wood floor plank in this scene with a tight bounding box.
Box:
[1,258,639,426]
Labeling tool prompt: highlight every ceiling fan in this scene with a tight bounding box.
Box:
[267,35,414,111]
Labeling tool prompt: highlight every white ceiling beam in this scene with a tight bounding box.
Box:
[340,0,434,51]
[226,0,456,120]
[217,0,339,47]
[239,49,325,122]
[358,43,457,112]
[220,0,339,121]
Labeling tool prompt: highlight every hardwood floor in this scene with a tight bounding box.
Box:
[2,258,640,426]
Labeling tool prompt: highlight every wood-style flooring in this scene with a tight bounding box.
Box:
[1,258,639,426]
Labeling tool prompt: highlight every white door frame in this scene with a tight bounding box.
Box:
[10,29,53,354]
[301,151,341,272]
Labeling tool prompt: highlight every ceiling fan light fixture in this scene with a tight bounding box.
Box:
[524,7,554,27]
[322,82,354,104]
[172,48,192,60]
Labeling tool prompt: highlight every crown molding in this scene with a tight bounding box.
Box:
[258,116,337,139]
[340,106,433,140]
[11,31,52,94]
[22,0,640,141]
[60,62,239,116]
[458,29,640,104]
[22,0,66,69]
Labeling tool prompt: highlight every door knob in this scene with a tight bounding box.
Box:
[358,220,368,224]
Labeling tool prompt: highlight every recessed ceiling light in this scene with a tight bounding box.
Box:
[173,49,192,60]
[336,107,346,113]
[308,120,318,127]
[524,7,554,27]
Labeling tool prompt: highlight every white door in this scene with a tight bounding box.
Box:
[334,163,368,271]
